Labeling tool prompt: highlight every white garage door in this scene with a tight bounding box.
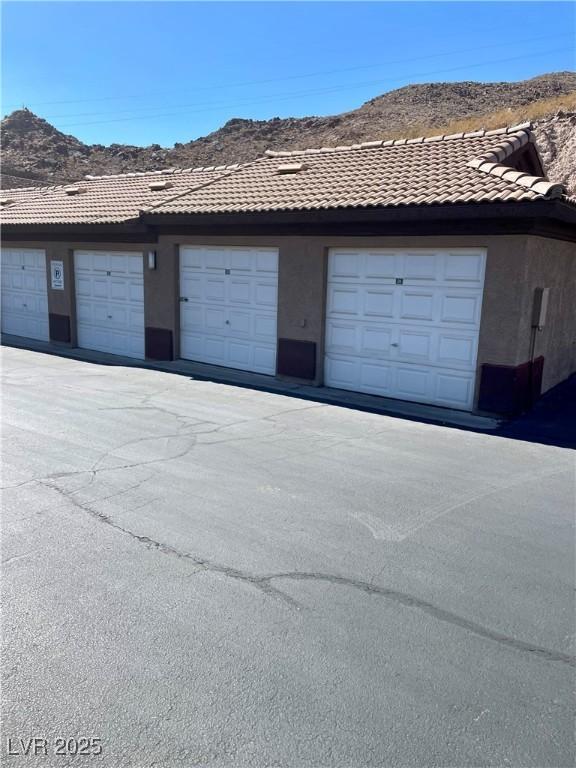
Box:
[1,248,49,341]
[180,246,278,375]
[74,251,144,359]
[325,248,486,410]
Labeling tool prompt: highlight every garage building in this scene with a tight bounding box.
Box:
[1,122,575,414]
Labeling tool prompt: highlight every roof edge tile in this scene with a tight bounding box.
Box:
[468,158,564,199]
[261,121,534,157]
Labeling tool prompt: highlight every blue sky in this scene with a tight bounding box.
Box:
[1,2,574,148]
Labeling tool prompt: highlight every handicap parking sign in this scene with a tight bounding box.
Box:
[51,260,64,290]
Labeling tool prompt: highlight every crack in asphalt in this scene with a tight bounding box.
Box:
[2,403,323,492]
[5,369,573,669]
[1,431,200,491]
[262,572,576,666]
[41,479,301,609]
[40,477,576,668]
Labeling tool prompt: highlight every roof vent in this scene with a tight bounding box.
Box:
[276,162,306,174]
[64,186,86,196]
[0,198,15,206]
[149,180,173,191]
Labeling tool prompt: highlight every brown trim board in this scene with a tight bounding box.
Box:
[478,357,545,415]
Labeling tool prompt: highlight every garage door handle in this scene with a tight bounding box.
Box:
[391,343,399,347]
[107,315,113,319]
[225,320,230,325]
[179,297,188,302]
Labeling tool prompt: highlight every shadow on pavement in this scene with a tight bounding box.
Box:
[493,374,576,450]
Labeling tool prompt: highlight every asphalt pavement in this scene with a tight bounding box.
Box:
[1,346,574,767]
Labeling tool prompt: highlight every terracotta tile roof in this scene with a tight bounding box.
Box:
[144,123,565,216]
[0,164,238,225]
[1,124,568,226]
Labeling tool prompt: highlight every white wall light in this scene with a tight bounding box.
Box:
[147,251,157,270]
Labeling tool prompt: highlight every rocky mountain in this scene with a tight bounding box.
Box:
[2,71,576,192]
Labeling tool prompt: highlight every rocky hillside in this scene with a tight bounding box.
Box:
[2,71,576,192]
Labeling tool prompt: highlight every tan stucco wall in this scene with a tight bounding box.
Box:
[5,233,575,406]
[518,236,576,393]
[144,241,179,355]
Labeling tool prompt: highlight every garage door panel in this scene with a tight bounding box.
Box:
[398,330,432,361]
[329,287,360,315]
[75,277,92,297]
[325,248,485,410]
[229,250,254,272]
[229,279,251,304]
[205,337,227,361]
[125,255,143,275]
[400,291,435,321]
[327,321,358,354]
[183,247,224,271]
[438,335,477,367]
[203,248,227,271]
[365,252,397,279]
[254,346,276,372]
[396,366,431,398]
[127,333,145,357]
[1,248,49,342]
[228,310,252,335]
[182,305,203,327]
[21,251,40,269]
[110,280,129,301]
[326,357,395,396]
[255,250,279,273]
[360,362,393,392]
[181,275,202,300]
[254,281,277,307]
[92,278,110,299]
[91,303,111,325]
[228,340,252,366]
[181,248,203,270]
[108,306,129,327]
[362,326,392,355]
[180,333,204,360]
[441,294,481,324]
[74,251,144,359]
[77,301,93,323]
[23,273,38,291]
[109,254,127,273]
[37,293,49,314]
[364,289,394,317]
[130,307,144,326]
[180,246,278,375]
[254,314,276,339]
[129,282,144,302]
[205,307,227,330]
[444,252,485,283]
[403,253,438,280]
[326,356,359,387]
[205,278,226,302]
[8,271,24,290]
[435,372,474,407]
[330,251,363,278]
[76,251,107,273]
